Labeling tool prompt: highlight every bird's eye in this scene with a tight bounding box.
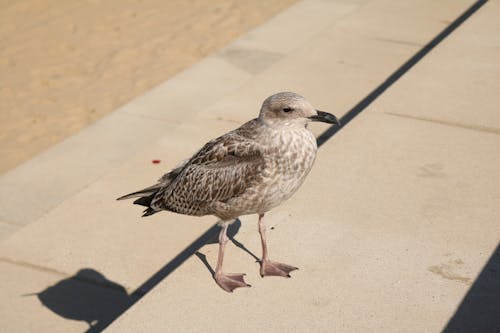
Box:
[282,107,293,113]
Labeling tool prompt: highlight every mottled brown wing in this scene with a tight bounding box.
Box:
[150,133,265,216]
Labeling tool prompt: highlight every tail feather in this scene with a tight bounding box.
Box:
[133,195,154,207]
[118,165,185,217]
[142,208,157,217]
[117,184,161,217]
[116,183,162,201]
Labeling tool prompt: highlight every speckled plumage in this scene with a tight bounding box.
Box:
[154,118,317,219]
[119,92,320,220]
[118,92,339,292]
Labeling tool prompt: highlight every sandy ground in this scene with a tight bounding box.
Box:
[0,0,296,175]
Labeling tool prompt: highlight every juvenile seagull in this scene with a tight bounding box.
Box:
[117,92,339,292]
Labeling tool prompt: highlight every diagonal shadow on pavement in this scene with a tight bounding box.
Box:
[443,242,500,332]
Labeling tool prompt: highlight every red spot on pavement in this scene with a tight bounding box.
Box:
[152,159,161,164]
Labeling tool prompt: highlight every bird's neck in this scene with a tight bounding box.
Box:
[257,119,316,150]
[259,117,309,130]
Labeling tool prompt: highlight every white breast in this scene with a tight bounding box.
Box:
[256,125,318,212]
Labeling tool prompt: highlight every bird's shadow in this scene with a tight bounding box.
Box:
[25,268,135,331]
[26,218,258,332]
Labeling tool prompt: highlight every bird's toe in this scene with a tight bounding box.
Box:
[214,272,251,292]
[260,260,298,278]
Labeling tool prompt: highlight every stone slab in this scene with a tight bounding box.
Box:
[120,56,251,120]
[202,0,473,126]
[224,0,366,54]
[373,0,500,131]
[0,112,174,226]
[106,112,500,333]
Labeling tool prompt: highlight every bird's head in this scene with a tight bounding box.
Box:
[258,92,339,127]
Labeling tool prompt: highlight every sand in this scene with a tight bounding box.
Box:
[0,0,296,175]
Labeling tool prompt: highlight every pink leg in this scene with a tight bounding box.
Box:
[258,214,298,277]
[214,222,250,292]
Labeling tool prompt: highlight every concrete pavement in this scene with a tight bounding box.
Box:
[1,0,498,332]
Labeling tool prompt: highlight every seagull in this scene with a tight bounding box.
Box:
[117,92,339,292]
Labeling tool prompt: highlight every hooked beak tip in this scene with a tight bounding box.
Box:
[310,110,340,125]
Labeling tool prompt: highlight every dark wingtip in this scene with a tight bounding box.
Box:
[141,208,157,217]
[133,195,154,207]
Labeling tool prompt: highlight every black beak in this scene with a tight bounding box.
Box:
[309,110,340,125]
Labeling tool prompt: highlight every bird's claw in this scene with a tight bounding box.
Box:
[260,260,298,277]
[214,272,251,292]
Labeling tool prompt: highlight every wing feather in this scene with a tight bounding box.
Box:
[151,132,265,216]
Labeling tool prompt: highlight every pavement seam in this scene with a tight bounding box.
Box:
[372,37,424,47]
[0,256,137,295]
[0,110,188,228]
[16,168,111,229]
[270,1,370,59]
[118,111,177,124]
[384,112,500,135]
[0,256,70,278]
[214,0,369,77]
[0,219,24,227]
